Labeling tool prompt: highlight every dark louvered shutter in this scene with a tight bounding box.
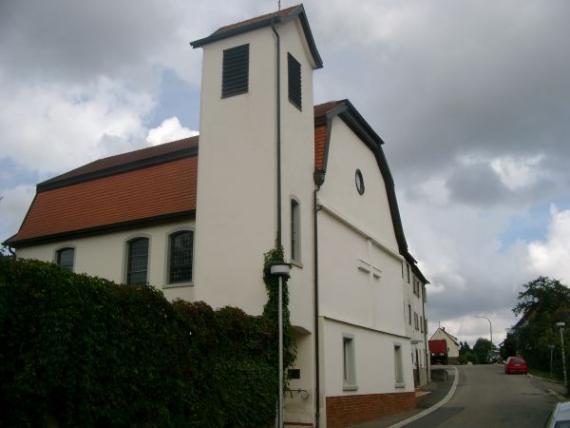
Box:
[288,53,302,109]
[222,44,249,98]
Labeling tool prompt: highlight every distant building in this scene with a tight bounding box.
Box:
[430,327,460,362]
[5,5,430,427]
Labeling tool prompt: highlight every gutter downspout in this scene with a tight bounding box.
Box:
[271,22,282,248]
[313,184,322,427]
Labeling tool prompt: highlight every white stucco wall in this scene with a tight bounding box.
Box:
[319,118,399,253]
[193,18,317,425]
[321,318,414,397]
[403,272,429,385]
[16,220,196,302]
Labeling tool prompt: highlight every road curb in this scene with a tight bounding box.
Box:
[528,374,567,401]
[387,367,459,428]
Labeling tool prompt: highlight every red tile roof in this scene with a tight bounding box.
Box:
[10,156,197,245]
[6,104,335,246]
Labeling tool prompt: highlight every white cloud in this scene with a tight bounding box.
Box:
[0,184,36,241]
[528,205,570,284]
[491,155,544,191]
[0,76,153,175]
[146,117,198,146]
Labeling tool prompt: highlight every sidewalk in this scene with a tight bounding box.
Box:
[352,367,456,428]
[528,372,567,400]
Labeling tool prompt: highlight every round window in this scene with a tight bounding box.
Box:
[355,169,365,195]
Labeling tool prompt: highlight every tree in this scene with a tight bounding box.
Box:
[458,341,476,365]
[511,277,570,385]
[473,338,493,364]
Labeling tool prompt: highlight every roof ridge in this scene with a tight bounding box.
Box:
[213,4,302,35]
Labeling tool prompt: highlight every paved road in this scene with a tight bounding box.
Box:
[406,365,557,428]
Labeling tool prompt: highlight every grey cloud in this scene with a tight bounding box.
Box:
[446,163,508,206]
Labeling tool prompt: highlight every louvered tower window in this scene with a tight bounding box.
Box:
[222,44,249,98]
[288,53,302,109]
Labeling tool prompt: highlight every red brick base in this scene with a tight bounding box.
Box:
[326,391,416,428]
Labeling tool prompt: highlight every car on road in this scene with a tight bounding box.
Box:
[544,402,570,428]
[505,356,528,374]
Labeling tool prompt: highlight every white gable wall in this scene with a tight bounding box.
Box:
[316,117,414,404]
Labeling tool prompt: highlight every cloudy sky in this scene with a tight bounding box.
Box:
[1,0,569,345]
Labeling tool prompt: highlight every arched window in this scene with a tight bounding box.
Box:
[127,237,149,285]
[169,231,194,284]
[56,247,75,271]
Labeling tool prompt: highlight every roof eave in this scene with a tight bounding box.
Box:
[190,5,323,69]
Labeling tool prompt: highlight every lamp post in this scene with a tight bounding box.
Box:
[556,322,567,394]
[270,262,291,428]
[549,344,555,378]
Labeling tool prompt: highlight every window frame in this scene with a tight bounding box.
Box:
[342,334,357,391]
[394,343,405,387]
[55,247,75,271]
[126,237,150,286]
[290,197,301,265]
[221,44,249,98]
[167,230,194,285]
[287,52,302,110]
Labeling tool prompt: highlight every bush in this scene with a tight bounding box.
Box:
[0,258,280,427]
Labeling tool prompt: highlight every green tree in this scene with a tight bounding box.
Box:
[473,338,493,364]
[458,341,476,365]
[511,277,570,387]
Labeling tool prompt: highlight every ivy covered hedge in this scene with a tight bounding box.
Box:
[0,257,282,427]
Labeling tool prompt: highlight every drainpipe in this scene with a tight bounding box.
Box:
[271,23,282,248]
[313,174,324,427]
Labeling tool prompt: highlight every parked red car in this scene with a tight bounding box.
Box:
[505,356,528,374]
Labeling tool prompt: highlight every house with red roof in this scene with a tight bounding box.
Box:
[5,5,429,427]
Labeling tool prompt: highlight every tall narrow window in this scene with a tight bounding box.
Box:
[408,304,412,325]
[291,199,301,263]
[127,238,149,285]
[56,247,75,271]
[169,231,194,283]
[420,316,424,333]
[343,335,356,389]
[394,344,404,386]
[288,53,302,109]
[406,263,410,283]
[222,44,249,98]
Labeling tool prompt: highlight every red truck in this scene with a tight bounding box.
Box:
[429,339,449,365]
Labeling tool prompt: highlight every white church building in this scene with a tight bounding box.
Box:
[5,5,429,427]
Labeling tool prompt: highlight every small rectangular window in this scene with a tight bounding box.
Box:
[343,335,356,389]
[394,345,404,386]
[222,44,249,98]
[288,53,302,109]
[291,199,301,263]
[408,304,412,325]
[56,248,74,271]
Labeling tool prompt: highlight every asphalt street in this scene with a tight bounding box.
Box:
[406,365,557,428]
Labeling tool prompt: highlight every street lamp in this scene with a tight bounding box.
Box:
[556,321,567,394]
[270,262,291,428]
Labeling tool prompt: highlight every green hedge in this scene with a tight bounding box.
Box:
[0,258,279,427]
